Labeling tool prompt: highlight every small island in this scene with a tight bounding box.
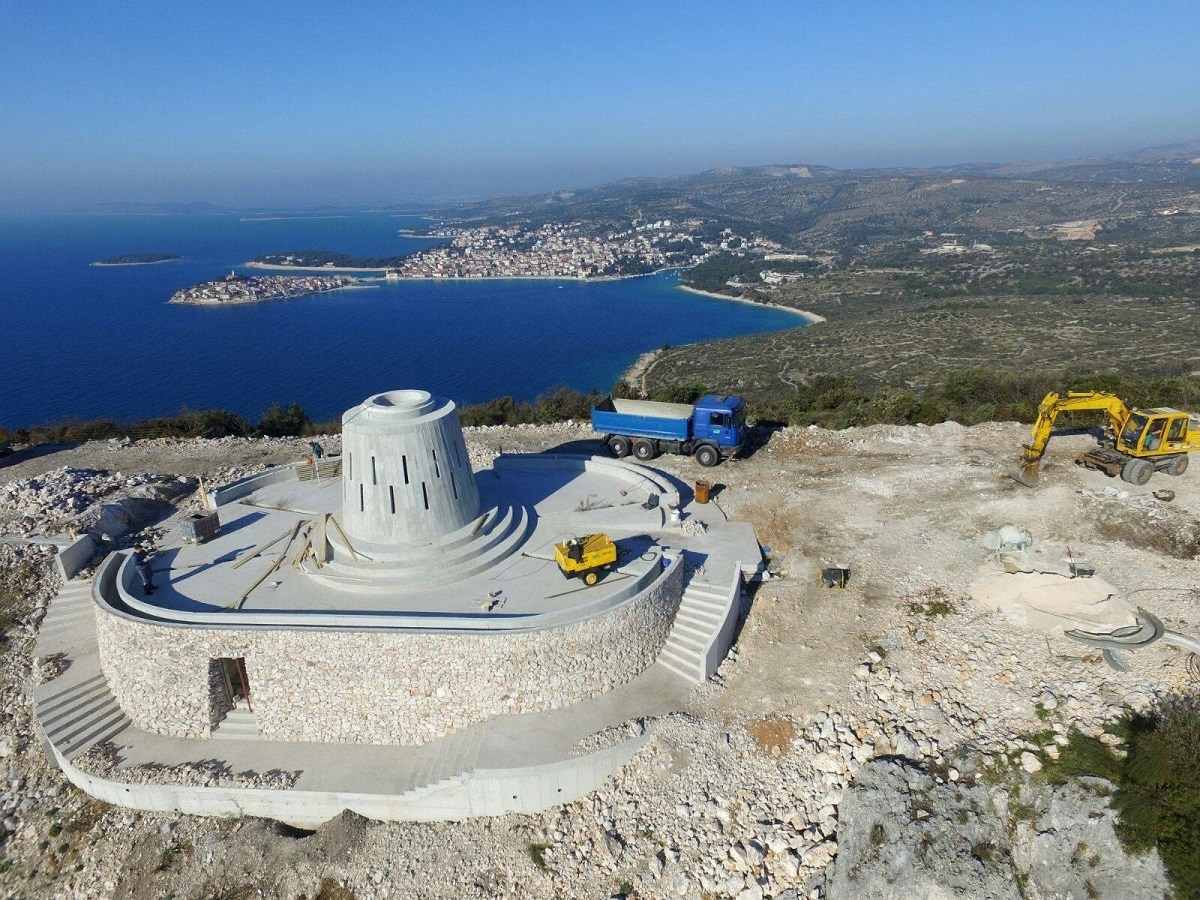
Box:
[168,271,365,306]
[246,250,414,272]
[91,252,182,267]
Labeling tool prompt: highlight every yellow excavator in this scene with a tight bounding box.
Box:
[1016,391,1200,486]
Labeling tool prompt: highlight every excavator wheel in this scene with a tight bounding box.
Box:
[1121,458,1154,486]
[1166,455,1189,477]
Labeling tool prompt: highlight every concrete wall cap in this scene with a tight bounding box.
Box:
[346,390,444,425]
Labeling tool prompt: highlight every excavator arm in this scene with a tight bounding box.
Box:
[1017,391,1131,485]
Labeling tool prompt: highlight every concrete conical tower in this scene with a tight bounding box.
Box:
[340,390,480,546]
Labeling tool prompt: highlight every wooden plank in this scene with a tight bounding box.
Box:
[328,515,361,560]
[230,526,295,570]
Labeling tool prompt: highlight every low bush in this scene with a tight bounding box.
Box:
[458,387,605,427]
[1042,692,1200,897]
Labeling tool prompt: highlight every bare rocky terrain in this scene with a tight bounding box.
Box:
[0,421,1196,899]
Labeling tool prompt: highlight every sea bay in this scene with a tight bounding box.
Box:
[0,213,803,428]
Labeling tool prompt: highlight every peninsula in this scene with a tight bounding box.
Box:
[246,250,416,272]
[168,271,363,306]
[91,252,181,267]
[247,220,729,280]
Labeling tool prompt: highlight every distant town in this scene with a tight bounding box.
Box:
[249,220,786,282]
[167,272,362,305]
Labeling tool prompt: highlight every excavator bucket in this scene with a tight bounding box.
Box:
[1010,452,1041,488]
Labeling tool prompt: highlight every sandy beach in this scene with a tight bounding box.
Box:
[675,285,826,323]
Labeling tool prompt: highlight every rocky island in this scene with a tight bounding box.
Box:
[168,271,363,305]
[91,252,181,267]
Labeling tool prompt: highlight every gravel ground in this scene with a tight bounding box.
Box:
[0,420,1196,899]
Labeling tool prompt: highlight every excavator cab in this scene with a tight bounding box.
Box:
[1116,410,1191,456]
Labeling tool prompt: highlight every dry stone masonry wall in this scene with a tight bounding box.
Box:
[95,562,682,746]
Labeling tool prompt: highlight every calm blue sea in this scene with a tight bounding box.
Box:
[0,213,803,428]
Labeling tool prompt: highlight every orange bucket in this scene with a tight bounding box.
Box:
[694,479,712,504]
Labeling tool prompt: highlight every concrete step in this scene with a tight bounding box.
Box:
[410,728,484,791]
[656,655,694,682]
[683,586,730,602]
[680,598,728,617]
[212,710,263,740]
[666,630,707,654]
[53,590,93,606]
[658,644,702,673]
[58,710,130,758]
[46,695,128,753]
[39,681,111,726]
[41,607,95,627]
[686,586,731,602]
[675,604,722,625]
[42,690,121,739]
[37,673,106,711]
[669,617,710,641]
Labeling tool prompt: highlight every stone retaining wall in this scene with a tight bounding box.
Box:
[95,561,681,746]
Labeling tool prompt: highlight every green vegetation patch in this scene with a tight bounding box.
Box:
[255,250,414,268]
[1042,693,1200,897]
[458,387,606,427]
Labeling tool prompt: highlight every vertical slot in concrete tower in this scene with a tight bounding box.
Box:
[341,390,480,546]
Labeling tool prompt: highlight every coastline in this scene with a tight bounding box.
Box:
[246,261,395,273]
[245,262,679,281]
[240,215,349,222]
[91,257,181,267]
[674,285,826,323]
[168,283,376,307]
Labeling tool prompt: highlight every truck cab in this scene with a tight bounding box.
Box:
[691,395,746,452]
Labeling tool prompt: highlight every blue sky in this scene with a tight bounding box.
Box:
[2,0,1198,210]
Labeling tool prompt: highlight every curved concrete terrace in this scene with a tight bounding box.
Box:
[105,454,678,631]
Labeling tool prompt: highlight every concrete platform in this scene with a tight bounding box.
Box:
[34,453,762,824]
[117,454,681,628]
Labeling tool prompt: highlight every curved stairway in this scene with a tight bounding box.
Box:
[33,579,131,761]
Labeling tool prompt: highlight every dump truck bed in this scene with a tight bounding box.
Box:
[591,397,693,441]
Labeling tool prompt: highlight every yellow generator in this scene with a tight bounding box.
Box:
[554,533,617,586]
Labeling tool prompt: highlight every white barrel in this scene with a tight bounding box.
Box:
[340,390,480,545]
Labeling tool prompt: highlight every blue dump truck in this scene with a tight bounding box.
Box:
[591,394,746,467]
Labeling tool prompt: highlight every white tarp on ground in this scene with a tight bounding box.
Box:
[970,571,1137,634]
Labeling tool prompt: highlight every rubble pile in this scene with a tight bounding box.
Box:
[0,467,194,538]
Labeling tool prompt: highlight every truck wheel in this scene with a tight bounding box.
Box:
[1122,458,1154,486]
[1167,455,1189,477]
[583,570,599,586]
[633,439,657,461]
[608,436,631,458]
[695,445,720,468]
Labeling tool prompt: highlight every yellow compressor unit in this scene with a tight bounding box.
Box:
[554,533,617,586]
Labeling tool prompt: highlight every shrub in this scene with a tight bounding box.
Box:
[257,402,311,437]
[1042,692,1200,897]
[1113,693,1200,896]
